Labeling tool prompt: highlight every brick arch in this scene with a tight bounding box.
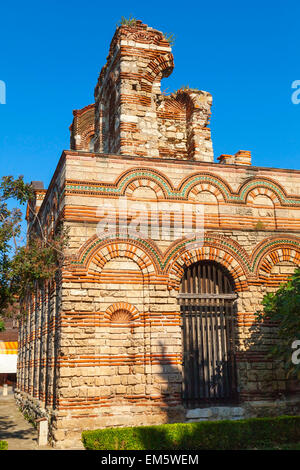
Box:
[70,103,95,151]
[245,186,280,205]
[252,236,300,277]
[238,178,286,205]
[88,241,157,282]
[115,168,173,198]
[175,89,203,112]
[187,182,225,203]
[124,177,163,199]
[143,53,174,84]
[175,90,212,160]
[247,189,277,229]
[80,126,95,151]
[71,235,162,279]
[187,185,221,228]
[258,250,300,279]
[178,172,232,202]
[104,302,140,322]
[164,236,250,291]
[106,302,141,368]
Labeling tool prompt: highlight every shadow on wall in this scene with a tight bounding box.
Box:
[240,314,300,403]
[130,306,300,449]
[133,341,185,449]
[155,341,184,419]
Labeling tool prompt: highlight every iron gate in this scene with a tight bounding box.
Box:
[179,261,238,407]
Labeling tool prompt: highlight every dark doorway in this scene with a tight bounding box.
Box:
[179,261,238,407]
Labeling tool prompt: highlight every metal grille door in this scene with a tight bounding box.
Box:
[179,261,238,407]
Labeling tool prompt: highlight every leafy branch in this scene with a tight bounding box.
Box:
[0,175,68,318]
[255,268,300,379]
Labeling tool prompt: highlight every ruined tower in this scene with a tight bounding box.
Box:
[71,20,214,162]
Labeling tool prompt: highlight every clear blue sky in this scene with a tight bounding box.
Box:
[1,0,300,190]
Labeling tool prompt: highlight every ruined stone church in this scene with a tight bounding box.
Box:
[16,20,300,448]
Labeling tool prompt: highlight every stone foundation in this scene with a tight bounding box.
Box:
[185,398,300,423]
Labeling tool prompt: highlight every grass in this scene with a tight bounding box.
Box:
[0,440,8,450]
[82,415,300,451]
[250,442,300,450]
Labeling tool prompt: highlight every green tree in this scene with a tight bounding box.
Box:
[0,176,33,315]
[0,175,67,318]
[256,268,300,378]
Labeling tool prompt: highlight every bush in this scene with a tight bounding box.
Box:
[256,268,300,379]
[0,441,8,450]
[82,415,300,450]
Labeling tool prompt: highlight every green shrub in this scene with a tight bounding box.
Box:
[0,441,8,450]
[82,415,300,450]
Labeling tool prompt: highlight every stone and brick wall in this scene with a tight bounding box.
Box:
[70,104,95,152]
[16,20,300,448]
[91,21,213,161]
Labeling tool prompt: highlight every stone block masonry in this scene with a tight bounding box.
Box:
[16,20,300,448]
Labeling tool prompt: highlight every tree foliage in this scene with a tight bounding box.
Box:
[256,268,300,378]
[0,175,67,318]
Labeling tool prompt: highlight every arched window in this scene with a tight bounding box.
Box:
[107,304,140,399]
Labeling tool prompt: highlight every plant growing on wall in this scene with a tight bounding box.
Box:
[116,18,175,46]
[117,15,137,27]
[256,268,300,379]
[254,220,265,230]
[163,32,175,46]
